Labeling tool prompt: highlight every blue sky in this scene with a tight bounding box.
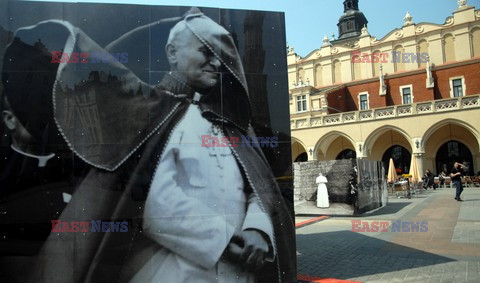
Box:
[30,0,480,57]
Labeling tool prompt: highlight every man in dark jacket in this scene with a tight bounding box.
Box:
[423,169,436,190]
[451,162,466,201]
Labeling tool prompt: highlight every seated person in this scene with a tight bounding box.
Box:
[438,170,447,187]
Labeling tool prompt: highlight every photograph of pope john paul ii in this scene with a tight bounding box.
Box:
[1,4,296,283]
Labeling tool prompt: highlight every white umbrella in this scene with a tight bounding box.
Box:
[387,158,398,183]
[409,154,421,183]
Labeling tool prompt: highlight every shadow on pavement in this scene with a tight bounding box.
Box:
[364,202,412,216]
[296,231,454,280]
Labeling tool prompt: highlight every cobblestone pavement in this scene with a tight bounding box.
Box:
[295,186,480,282]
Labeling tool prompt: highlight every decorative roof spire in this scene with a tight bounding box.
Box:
[287,45,295,55]
[322,35,331,47]
[458,0,467,8]
[403,11,413,26]
[361,24,369,36]
[336,0,368,40]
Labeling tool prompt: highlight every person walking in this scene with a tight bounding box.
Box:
[451,162,466,201]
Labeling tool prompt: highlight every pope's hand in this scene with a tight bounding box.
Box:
[224,230,269,271]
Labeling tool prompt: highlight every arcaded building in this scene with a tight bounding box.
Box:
[288,0,480,176]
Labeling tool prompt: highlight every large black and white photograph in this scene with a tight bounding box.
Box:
[0,1,296,282]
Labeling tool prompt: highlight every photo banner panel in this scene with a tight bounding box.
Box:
[0,1,296,282]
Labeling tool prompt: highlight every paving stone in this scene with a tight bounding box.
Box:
[295,188,480,282]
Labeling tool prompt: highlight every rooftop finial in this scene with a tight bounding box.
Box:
[403,11,413,26]
[361,24,369,35]
[323,35,331,47]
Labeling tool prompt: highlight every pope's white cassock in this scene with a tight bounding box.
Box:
[130,97,275,282]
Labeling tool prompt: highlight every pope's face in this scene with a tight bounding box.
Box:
[173,32,221,91]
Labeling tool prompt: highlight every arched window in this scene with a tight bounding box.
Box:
[333,60,341,84]
[471,28,480,58]
[382,145,411,175]
[393,46,405,72]
[336,149,357,160]
[347,21,353,30]
[314,64,322,86]
[352,56,362,80]
[436,140,474,175]
[443,34,455,63]
[297,68,305,84]
[372,50,381,77]
[417,40,428,68]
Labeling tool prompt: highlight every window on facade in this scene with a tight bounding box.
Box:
[418,40,428,68]
[296,95,307,112]
[359,94,368,110]
[452,78,464,97]
[315,64,322,87]
[297,68,305,84]
[393,46,405,72]
[372,50,381,77]
[333,60,341,84]
[402,87,412,104]
[443,34,455,63]
[347,21,353,30]
[472,28,480,58]
[352,56,362,80]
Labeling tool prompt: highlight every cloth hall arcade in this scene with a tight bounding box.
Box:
[288,0,480,177]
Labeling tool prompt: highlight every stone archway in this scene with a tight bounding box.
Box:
[324,136,355,160]
[292,137,308,162]
[436,140,474,175]
[423,120,479,175]
[382,145,412,176]
[365,127,412,161]
[294,152,308,162]
[336,149,357,160]
[314,132,355,161]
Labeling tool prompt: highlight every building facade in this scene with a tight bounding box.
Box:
[289,0,480,176]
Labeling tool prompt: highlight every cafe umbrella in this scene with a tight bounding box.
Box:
[408,154,422,196]
[387,158,398,193]
[387,158,398,183]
